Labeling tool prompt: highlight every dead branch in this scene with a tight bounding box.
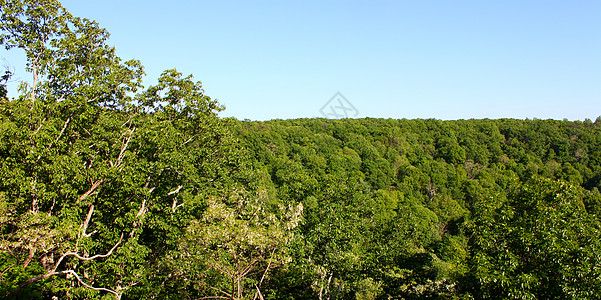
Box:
[205,284,233,298]
[206,260,233,278]
[22,248,36,268]
[138,182,155,217]
[258,248,276,287]
[31,175,39,213]
[86,95,101,103]
[252,248,277,300]
[193,279,233,299]
[29,53,40,105]
[1,262,16,283]
[56,81,77,102]
[240,258,260,279]
[142,174,152,189]
[172,199,184,213]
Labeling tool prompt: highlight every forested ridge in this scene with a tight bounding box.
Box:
[2,0,601,299]
[234,117,601,299]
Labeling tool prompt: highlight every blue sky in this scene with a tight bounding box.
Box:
[3,1,601,120]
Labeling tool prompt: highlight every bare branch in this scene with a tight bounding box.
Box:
[81,205,96,237]
[32,117,46,135]
[169,185,184,212]
[206,260,233,278]
[240,258,260,278]
[258,247,277,287]
[56,81,77,102]
[1,262,17,282]
[64,270,121,299]
[142,174,152,189]
[134,174,154,218]
[55,117,70,142]
[136,199,147,217]
[86,95,101,103]
[29,53,41,105]
[56,233,123,267]
[78,179,104,203]
[168,185,183,196]
[206,285,232,298]
[120,117,131,128]
[114,127,135,168]
[22,248,36,268]
[194,280,232,299]
[254,286,265,300]
[172,199,184,213]
[11,231,123,299]
[13,269,121,299]
[182,135,195,147]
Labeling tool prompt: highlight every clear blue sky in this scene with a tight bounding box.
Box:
[3,1,601,120]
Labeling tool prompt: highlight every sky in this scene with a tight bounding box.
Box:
[2,0,600,121]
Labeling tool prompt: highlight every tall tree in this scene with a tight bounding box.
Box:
[0,1,234,298]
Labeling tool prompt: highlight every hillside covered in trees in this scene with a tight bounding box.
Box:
[234,117,601,299]
[2,0,601,299]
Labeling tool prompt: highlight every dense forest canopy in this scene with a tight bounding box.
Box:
[1,0,601,299]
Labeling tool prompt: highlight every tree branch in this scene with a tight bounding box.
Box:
[11,231,123,299]
[254,285,265,300]
[64,270,121,299]
[258,247,277,287]
[168,185,183,196]
[54,233,123,268]
[112,127,135,168]
[194,279,232,299]
[11,270,60,298]
[181,135,195,147]
[55,117,70,143]
[32,117,46,135]
[169,185,184,212]
[81,204,96,237]
[78,179,104,203]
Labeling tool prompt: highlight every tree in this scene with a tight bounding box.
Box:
[467,177,601,299]
[0,66,9,100]
[164,187,303,299]
[0,0,143,107]
[0,1,233,298]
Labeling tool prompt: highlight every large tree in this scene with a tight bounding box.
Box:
[0,0,238,298]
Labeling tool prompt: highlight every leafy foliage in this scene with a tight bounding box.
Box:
[235,118,601,299]
[2,1,601,299]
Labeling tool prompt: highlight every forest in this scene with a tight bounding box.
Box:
[1,0,601,299]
